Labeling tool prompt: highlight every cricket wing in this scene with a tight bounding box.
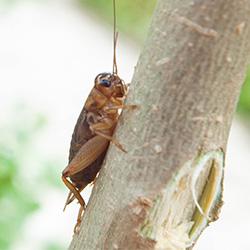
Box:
[63,135,109,177]
[69,108,93,163]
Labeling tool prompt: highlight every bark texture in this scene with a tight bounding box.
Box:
[69,0,250,249]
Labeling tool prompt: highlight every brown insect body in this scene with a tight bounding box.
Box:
[63,73,127,187]
[61,0,134,232]
[67,106,107,191]
[62,72,130,232]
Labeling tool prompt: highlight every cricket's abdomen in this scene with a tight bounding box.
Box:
[68,108,92,163]
[68,106,109,189]
[69,149,108,189]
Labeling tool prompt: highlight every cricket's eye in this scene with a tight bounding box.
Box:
[100,79,111,87]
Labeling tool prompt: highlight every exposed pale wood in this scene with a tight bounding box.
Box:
[69,0,250,249]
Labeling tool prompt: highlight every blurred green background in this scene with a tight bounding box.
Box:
[0,1,249,250]
[0,105,63,250]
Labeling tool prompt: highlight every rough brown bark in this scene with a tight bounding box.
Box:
[69,0,250,249]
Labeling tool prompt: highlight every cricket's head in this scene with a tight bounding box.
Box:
[94,72,127,98]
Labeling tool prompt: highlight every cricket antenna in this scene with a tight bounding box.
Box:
[112,0,118,75]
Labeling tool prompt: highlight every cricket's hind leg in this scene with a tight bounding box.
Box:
[63,191,74,211]
[62,176,86,209]
[62,177,88,233]
[74,205,85,233]
[63,185,85,211]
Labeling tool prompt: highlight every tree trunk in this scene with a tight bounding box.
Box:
[69,0,250,249]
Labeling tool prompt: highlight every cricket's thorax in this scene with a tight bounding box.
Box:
[85,86,123,125]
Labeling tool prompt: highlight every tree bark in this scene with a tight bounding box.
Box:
[69,0,250,249]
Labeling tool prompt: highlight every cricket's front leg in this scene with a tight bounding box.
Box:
[103,104,138,112]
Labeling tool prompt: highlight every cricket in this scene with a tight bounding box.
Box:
[61,0,135,233]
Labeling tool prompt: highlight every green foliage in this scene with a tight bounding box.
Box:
[0,146,39,250]
[44,242,65,250]
[39,159,64,189]
[80,0,157,42]
[237,68,250,117]
[0,106,47,250]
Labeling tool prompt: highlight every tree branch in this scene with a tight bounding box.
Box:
[69,0,250,249]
